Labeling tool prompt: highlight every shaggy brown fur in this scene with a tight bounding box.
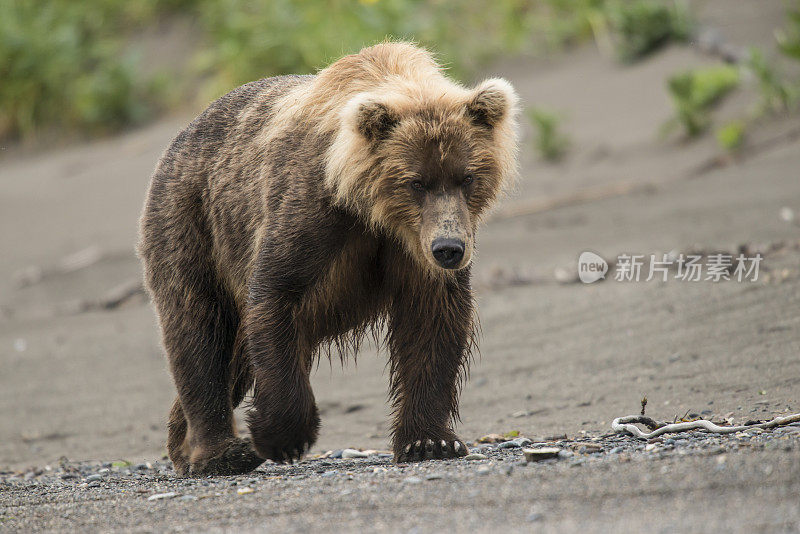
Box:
[138,42,518,476]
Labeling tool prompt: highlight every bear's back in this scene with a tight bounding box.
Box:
[157,75,314,180]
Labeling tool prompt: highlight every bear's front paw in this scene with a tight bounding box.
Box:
[395,438,469,462]
[247,402,320,464]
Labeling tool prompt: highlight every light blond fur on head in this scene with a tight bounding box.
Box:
[261,41,519,235]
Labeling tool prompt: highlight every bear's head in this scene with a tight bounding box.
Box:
[326,76,519,273]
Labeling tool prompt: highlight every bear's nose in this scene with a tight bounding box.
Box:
[431,238,465,269]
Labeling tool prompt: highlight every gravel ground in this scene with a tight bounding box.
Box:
[3,424,799,532]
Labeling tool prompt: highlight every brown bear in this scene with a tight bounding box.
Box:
[138,42,518,476]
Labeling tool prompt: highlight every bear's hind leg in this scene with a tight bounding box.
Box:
[166,397,190,475]
[151,269,263,476]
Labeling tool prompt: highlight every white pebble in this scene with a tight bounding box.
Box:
[148,492,177,501]
[341,448,369,459]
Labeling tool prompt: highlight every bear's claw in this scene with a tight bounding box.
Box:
[260,443,310,464]
[395,438,469,462]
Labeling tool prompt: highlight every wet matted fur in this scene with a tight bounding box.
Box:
[138,42,519,476]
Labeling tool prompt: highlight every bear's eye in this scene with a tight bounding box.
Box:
[410,180,426,192]
[462,174,474,186]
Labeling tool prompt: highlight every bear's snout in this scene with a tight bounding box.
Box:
[431,238,465,269]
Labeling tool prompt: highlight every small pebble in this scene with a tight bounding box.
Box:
[498,441,520,449]
[523,448,560,462]
[477,434,505,443]
[476,466,492,475]
[237,487,254,495]
[85,474,103,482]
[425,473,443,480]
[87,481,101,488]
[527,512,544,522]
[148,492,178,501]
[463,453,488,461]
[341,449,369,459]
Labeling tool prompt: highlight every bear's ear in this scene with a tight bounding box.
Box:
[353,99,399,141]
[466,78,519,129]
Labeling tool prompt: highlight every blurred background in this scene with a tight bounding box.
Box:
[2,0,797,145]
[1,0,799,475]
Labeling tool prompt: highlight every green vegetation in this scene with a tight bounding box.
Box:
[524,0,692,60]
[776,6,800,62]
[715,120,745,152]
[526,107,570,161]
[709,10,800,152]
[0,0,539,141]
[664,65,740,138]
[0,1,174,140]
[524,0,609,51]
[607,0,691,62]
[0,0,698,142]
[194,0,533,95]
[747,48,799,115]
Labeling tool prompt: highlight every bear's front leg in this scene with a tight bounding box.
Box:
[244,287,320,464]
[388,270,474,462]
